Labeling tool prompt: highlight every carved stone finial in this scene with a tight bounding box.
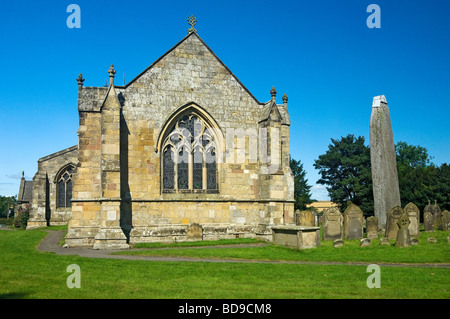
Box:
[270,86,277,100]
[282,93,288,104]
[108,64,116,78]
[77,73,85,87]
[188,15,197,34]
[108,64,116,86]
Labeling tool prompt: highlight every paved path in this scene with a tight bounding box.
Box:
[36,230,450,268]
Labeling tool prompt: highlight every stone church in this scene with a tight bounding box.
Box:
[25,19,294,249]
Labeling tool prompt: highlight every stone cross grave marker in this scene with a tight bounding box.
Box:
[344,204,364,240]
[385,206,403,239]
[395,212,411,247]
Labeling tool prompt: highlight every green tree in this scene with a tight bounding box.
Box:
[0,195,17,218]
[396,141,433,169]
[395,141,449,211]
[289,156,313,211]
[313,134,373,215]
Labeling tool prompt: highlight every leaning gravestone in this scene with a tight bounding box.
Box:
[385,206,404,239]
[298,210,316,227]
[366,216,379,239]
[404,202,420,238]
[395,212,411,247]
[441,210,450,231]
[344,204,364,239]
[423,210,434,232]
[432,200,442,230]
[322,207,343,241]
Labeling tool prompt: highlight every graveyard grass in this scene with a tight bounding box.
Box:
[0,228,449,299]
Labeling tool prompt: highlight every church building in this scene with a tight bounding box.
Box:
[25,18,294,249]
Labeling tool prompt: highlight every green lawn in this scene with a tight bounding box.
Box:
[118,230,450,264]
[0,228,449,299]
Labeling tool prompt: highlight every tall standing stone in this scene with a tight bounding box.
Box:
[370,95,401,230]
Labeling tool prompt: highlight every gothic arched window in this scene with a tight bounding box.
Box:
[162,114,218,193]
[56,166,74,208]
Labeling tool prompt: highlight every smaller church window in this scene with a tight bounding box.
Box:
[57,166,73,208]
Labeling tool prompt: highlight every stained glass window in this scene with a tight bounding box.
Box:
[177,147,189,189]
[162,113,218,192]
[57,166,74,208]
[193,147,203,190]
[206,148,217,190]
[163,147,174,189]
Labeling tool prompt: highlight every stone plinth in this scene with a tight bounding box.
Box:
[271,225,320,250]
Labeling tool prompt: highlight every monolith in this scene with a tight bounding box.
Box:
[370,95,401,230]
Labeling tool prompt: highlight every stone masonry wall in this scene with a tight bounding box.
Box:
[27,146,78,228]
[65,32,294,247]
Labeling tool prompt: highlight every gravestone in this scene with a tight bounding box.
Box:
[370,95,401,230]
[423,211,434,232]
[380,237,390,245]
[297,210,316,227]
[404,202,420,237]
[385,206,403,239]
[344,204,364,239]
[441,210,450,231]
[395,213,410,247]
[424,200,433,227]
[432,200,442,230]
[187,223,203,240]
[333,239,344,248]
[366,216,379,239]
[322,207,343,241]
[360,238,371,247]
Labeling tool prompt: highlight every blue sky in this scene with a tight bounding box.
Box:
[0,0,449,199]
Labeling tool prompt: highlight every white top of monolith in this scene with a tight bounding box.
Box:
[372,95,387,107]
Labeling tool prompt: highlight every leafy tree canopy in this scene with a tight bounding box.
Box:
[289,156,313,211]
[313,134,373,215]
